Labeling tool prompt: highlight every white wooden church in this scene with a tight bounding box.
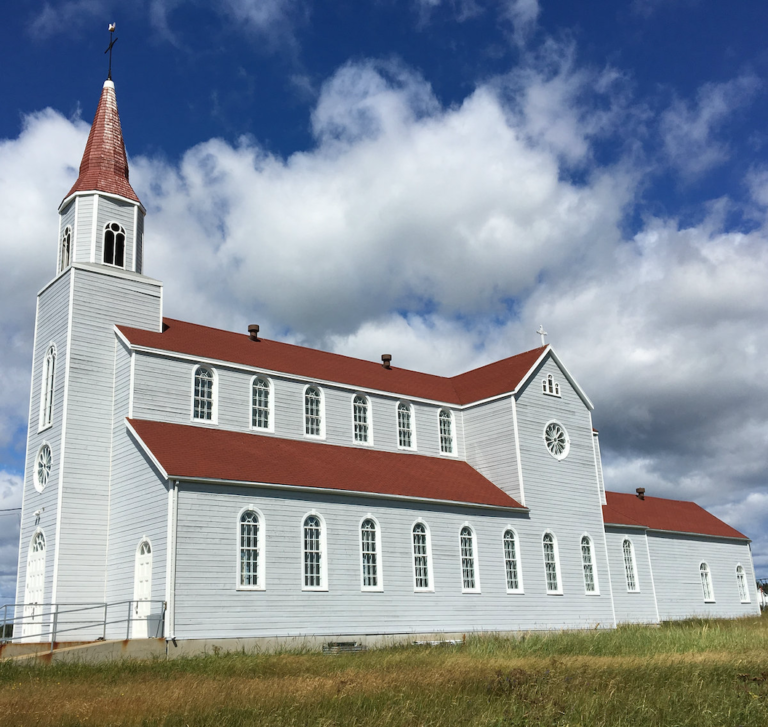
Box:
[12,76,761,647]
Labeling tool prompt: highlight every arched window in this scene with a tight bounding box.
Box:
[542,374,560,396]
[239,510,261,587]
[736,565,750,603]
[251,377,271,430]
[503,529,521,592]
[303,514,325,589]
[398,402,414,449]
[304,386,323,437]
[543,532,560,593]
[353,395,370,443]
[623,539,638,592]
[360,518,379,590]
[460,526,478,591]
[700,562,714,602]
[439,409,454,454]
[103,222,126,268]
[35,444,52,492]
[193,366,214,421]
[22,531,46,639]
[40,345,56,429]
[581,535,596,593]
[60,226,71,272]
[412,522,432,590]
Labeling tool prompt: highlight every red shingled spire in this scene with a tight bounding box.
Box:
[64,79,140,204]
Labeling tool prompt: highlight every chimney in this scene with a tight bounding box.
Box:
[248,324,260,341]
[636,487,645,500]
[381,354,392,369]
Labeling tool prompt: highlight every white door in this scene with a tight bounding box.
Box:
[132,540,152,638]
[22,532,46,640]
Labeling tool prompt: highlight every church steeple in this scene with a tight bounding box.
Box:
[57,78,145,275]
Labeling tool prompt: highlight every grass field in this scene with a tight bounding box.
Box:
[1,614,767,726]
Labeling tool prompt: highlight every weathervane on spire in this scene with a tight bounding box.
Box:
[105,23,118,80]
[537,325,548,347]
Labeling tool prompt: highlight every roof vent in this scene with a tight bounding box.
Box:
[636,487,645,500]
[381,354,392,369]
[248,324,260,342]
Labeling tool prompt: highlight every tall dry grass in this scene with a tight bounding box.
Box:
[1,614,767,726]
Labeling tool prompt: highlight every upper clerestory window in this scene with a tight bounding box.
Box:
[398,402,415,450]
[193,366,215,421]
[251,376,272,431]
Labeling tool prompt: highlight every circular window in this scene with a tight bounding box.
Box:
[544,422,569,460]
[35,444,52,491]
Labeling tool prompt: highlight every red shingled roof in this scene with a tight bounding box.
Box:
[118,318,546,405]
[64,80,140,205]
[127,419,524,509]
[603,491,747,540]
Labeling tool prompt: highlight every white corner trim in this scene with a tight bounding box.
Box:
[90,194,99,263]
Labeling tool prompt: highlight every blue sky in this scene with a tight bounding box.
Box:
[1,0,768,599]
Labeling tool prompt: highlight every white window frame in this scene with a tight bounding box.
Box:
[102,221,127,269]
[699,562,715,603]
[38,343,57,432]
[411,519,434,592]
[542,530,563,595]
[351,394,373,446]
[543,420,570,461]
[249,375,274,433]
[397,401,417,451]
[59,225,72,273]
[236,505,266,591]
[301,511,328,591]
[542,374,561,397]
[34,441,53,493]
[459,523,481,593]
[359,514,383,592]
[502,526,524,594]
[190,364,218,423]
[438,408,457,456]
[303,385,326,440]
[622,538,640,593]
[580,533,600,595]
[22,528,47,638]
[736,564,750,604]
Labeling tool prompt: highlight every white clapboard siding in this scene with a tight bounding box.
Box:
[131,353,465,460]
[15,273,73,614]
[172,482,616,639]
[514,355,616,627]
[59,201,76,264]
[604,528,659,624]
[53,266,162,607]
[648,533,761,620]
[73,196,94,263]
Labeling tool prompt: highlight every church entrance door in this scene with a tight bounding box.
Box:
[22,531,46,641]
[132,539,152,638]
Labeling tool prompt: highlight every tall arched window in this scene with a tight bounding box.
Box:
[353,395,370,443]
[736,565,750,603]
[581,535,596,593]
[39,345,56,429]
[193,366,214,420]
[239,510,262,588]
[60,226,71,272]
[503,529,521,592]
[398,402,414,449]
[623,539,638,592]
[412,522,432,590]
[439,409,454,454]
[460,526,478,591]
[251,377,271,430]
[360,518,379,590]
[103,222,126,268]
[22,531,46,639]
[304,386,323,437]
[543,532,560,593]
[700,562,714,602]
[303,514,325,589]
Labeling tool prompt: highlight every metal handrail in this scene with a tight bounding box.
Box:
[1,600,167,652]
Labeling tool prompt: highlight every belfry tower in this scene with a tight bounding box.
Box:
[16,77,163,627]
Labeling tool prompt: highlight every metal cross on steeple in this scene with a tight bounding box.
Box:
[537,325,548,347]
[105,23,118,80]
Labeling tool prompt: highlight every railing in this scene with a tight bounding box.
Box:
[0,600,167,653]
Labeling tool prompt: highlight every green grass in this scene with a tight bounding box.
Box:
[2,614,767,726]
